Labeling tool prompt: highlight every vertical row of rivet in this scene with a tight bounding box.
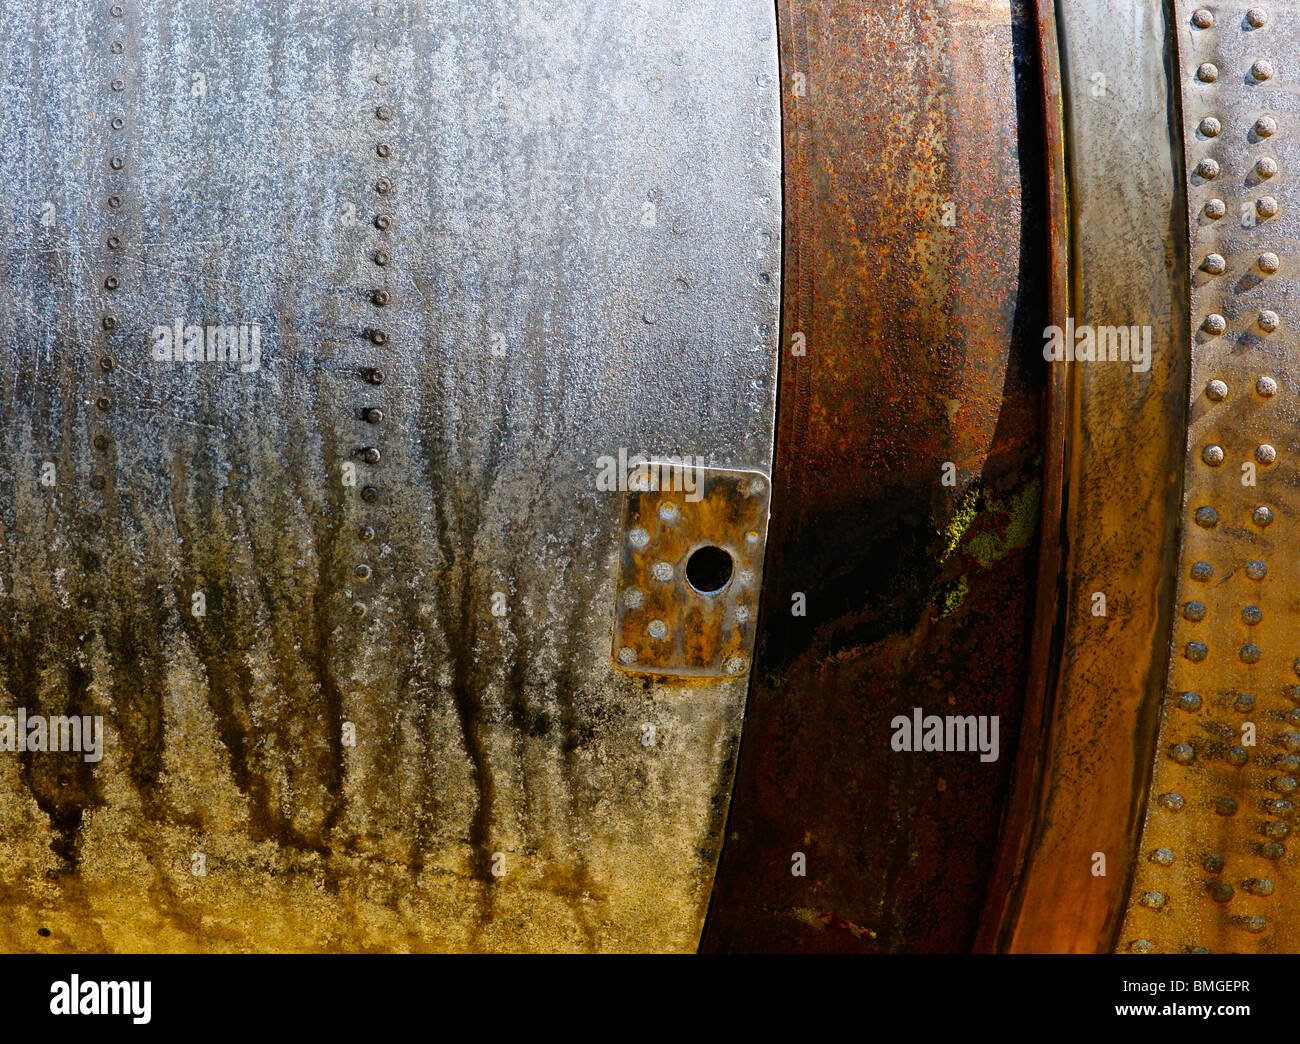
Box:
[351,56,392,619]
[1123,3,1296,953]
[83,0,131,620]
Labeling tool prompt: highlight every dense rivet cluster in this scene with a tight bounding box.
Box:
[1126,4,1289,955]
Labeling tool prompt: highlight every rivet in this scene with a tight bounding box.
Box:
[652,561,674,582]
[375,177,392,195]
[1243,606,1263,625]
[109,41,123,54]
[110,116,124,130]
[1178,691,1202,712]
[1258,251,1280,273]
[1191,561,1213,581]
[1276,777,1299,794]
[1215,797,1238,816]
[1150,848,1175,866]
[1138,891,1167,909]
[373,250,390,266]
[1194,506,1219,528]
[1245,559,1267,579]
[647,619,668,639]
[1204,197,1226,219]
[1209,882,1234,903]
[1243,878,1274,897]
[1257,157,1278,178]
[1197,63,1218,83]
[1282,731,1300,752]
[358,525,375,542]
[376,104,391,120]
[109,3,123,16]
[1261,842,1286,860]
[1240,642,1262,662]
[375,214,392,230]
[372,289,390,306]
[1233,693,1255,712]
[80,593,96,608]
[1272,798,1296,817]
[102,315,117,331]
[1256,443,1276,464]
[363,406,384,424]
[1199,116,1221,137]
[1206,379,1228,401]
[365,368,385,384]
[85,516,100,531]
[107,195,121,208]
[1257,195,1278,217]
[351,602,367,618]
[1185,641,1208,662]
[1258,310,1280,332]
[360,485,378,503]
[1256,114,1278,137]
[1130,939,1154,954]
[1192,8,1214,28]
[1203,853,1224,872]
[1170,743,1195,765]
[106,234,121,250]
[95,395,112,411]
[1184,600,1207,621]
[1264,820,1290,839]
[90,475,105,490]
[83,551,100,570]
[1227,746,1248,766]
[1252,60,1274,81]
[1257,375,1277,396]
[1202,313,1225,334]
[1252,505,1273,527]
[355,564,372,580]
[110,78,124,91]
[618,647,637,665]
[623,588,644,609]
[1248,7,1268,27]
[362,447,381,464]
[1201,445,1223,466]
[1202,253,1226,274]
[628,527,650,549]
[376,142,391,157]
[725,657,748,675]
[99,355,115,373]
[1196,157,1220,179]
[369,329,388,345]
[92,434,109,451]
[109,156,123,170]
[103,275,120,291]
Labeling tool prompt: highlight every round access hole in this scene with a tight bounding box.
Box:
[686,545,734,594]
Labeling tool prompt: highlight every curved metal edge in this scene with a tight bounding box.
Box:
[980,0,1191,953]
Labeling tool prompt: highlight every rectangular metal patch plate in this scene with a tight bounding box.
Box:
[614,465,770,678]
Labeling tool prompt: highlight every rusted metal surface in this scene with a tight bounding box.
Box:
[979,0,1191,952]
[613,467,770,679]
[0,0,782,951]
[702,0,1049,952]
[1121,0,1300,955]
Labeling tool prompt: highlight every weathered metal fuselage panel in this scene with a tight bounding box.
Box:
[0,0,781,951]
[1121,0,1300,955]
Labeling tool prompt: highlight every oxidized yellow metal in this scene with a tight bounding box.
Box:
[1121,0,1300,954]
[614,466,769,679]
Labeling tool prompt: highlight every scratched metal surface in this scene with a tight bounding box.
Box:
[1121,0,1300,954]
[0,0,781,951]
